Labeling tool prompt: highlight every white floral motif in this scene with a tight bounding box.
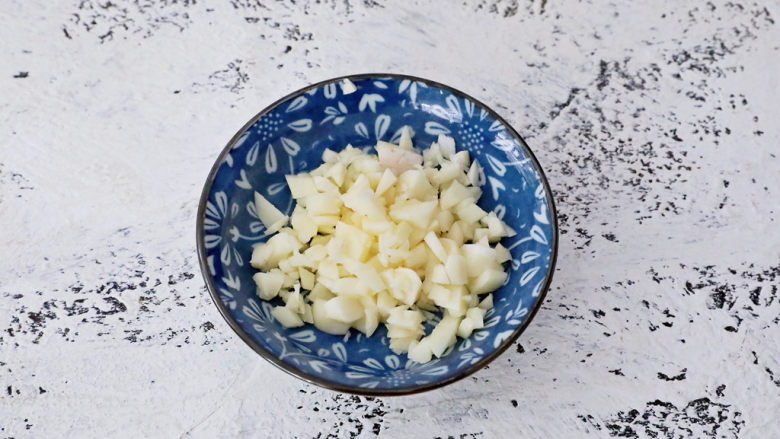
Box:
[234,169,252,190]
[398,79,427,103]
[323,83,337,99]
[285,96,307,112]
[354,122,369,139]
[456,121,486,151]
[204,192,244,267]
[505,297,528,326]
[321,102,347,126]
[374,114,390,140]
[287,119,312,132]
[231,130,251,151]
[246,141,260,166]
[280,137,301,156]
[289,330,317,343]
[218,287,235,310]
[265,143,277,173]
[257,113,283,143]
[424,121,450,135]
[358,93,385,112]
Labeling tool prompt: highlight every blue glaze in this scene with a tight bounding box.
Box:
[197,74,557,394]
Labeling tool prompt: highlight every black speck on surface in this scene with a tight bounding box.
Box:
[602,233,618,242]
[603,397,743,438]
[657,368,687,381]
[13,71,29,78]
[192,59,249,94]
[299,391,388,437]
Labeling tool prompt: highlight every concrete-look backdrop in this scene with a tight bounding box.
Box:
[1,0,778,437]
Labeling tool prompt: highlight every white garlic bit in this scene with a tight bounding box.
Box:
[250,128,514,362]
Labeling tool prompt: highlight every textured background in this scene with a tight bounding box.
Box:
[1,0,778,437]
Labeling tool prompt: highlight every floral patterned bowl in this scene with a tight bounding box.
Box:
[196,74,558,395]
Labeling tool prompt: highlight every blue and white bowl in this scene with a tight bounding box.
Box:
[196,74,558,395]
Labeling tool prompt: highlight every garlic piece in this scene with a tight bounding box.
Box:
[250,128,513,363]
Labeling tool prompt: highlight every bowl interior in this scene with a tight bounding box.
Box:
[198,75,556,394]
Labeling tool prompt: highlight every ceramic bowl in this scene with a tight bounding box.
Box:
[196,73,558,395]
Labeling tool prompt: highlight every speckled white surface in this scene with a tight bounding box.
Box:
[1,0,779,437]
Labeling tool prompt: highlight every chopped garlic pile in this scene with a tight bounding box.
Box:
[250,127,515,363]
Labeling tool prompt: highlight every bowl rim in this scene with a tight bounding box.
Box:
[196,73,559,396]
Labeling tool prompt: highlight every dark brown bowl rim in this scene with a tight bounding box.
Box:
[195,73,559,396]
